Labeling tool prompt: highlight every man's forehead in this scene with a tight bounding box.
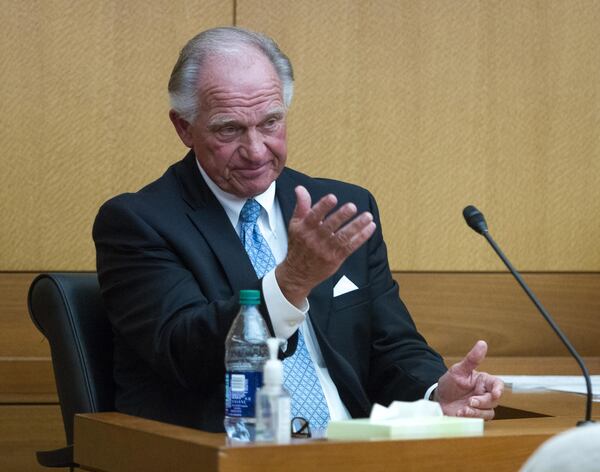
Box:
[199,48,279,86]
[206,104,286,127]
[200,80,284,112]
[196,49,284,116]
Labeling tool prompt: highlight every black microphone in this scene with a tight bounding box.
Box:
[463,205,595,425]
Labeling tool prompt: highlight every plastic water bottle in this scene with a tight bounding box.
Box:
[224,290,269,442]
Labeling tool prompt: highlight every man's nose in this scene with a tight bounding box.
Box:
[240,128,267,159]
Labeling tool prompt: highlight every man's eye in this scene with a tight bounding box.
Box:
[262,118,279,129]
[218,126,238,136]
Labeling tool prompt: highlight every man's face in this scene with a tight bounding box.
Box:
[172,50,288,198]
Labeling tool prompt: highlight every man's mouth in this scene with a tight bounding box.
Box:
[234,164,270,178]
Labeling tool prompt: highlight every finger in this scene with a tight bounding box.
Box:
[292,186,312,220]
[344,220,377,255]
[468,392,500,410]
[304,194,338,226]
[332,213,374,248]
[351,221,377,252]
[484,374,505,399]
[474,371,488,395]
[456,406,495,421]
[454,340,488,377]
[473,371,504,400]
[320,202,358,234]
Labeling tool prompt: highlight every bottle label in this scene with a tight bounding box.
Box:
[225,371,263,418]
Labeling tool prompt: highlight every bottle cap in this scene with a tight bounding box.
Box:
[239,289,260,305]
[264,338,283,386]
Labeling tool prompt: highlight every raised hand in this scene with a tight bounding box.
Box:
[435,340,504,420]
[275,185,376,307]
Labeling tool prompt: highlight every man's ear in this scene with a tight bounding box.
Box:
[169,110,194,148]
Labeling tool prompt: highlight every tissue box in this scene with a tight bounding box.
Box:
[326,416,484,441]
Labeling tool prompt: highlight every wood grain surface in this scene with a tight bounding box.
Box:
[0,273,48,357]
[397,272,600,357]
[2,271,599,401]
[0,1,232,270]
[0,405,66,472]
[2,268,598,471]
[74,405,590,472]
[2,1,599,270]
[238,0,600,271]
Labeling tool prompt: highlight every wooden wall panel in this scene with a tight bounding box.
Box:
[397,272,600,358]
[0,360,56,404]
[0,405,66,472]
[0,0,233,270]
[2,271,599,401]
[0,273,48,357]
[3,1,599,272]
[238,0,600,271]
[0,273,56,402]
[1,271,598,469]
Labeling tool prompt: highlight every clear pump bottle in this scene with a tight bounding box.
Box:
[255,338,291,444]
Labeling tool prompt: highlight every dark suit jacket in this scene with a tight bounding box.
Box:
[93,151,447,432]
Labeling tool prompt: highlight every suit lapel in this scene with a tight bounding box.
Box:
[175,152,258,294]
[274,169,295,227]
[176,161,337,333]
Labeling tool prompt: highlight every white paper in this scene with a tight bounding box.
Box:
[499,375,600,401]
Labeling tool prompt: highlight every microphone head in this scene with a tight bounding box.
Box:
[463,205,489,234]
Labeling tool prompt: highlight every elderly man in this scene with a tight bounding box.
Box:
[93,26,503,434]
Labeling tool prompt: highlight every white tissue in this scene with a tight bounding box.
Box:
[328,399,482,441]
[369,400,444,421]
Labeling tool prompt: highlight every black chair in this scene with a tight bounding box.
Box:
[28,273,115,469]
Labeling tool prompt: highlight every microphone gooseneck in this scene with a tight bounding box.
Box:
[463,205,594,425]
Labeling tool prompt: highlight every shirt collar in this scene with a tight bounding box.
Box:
[196,159,277,232]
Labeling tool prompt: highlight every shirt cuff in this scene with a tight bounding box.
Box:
[424,383,438,401]
[262,268,308,340]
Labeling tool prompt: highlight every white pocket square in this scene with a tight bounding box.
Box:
[333,275,359,297]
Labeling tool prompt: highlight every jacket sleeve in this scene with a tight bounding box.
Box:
[92,195,256,393]
[364,191,448,405]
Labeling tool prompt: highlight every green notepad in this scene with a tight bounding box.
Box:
[326,416,484,441]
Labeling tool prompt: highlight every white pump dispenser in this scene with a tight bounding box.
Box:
[263,338,284,387]
[255,338,291,443]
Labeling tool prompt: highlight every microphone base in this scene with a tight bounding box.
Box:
[576,419,596,427]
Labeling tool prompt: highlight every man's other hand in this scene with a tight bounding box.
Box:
[435,340,504,420]
[276,185,376,307]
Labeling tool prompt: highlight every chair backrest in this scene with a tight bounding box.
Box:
[28,273,115,447]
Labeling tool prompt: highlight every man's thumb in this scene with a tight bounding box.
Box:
[455,340,488,376]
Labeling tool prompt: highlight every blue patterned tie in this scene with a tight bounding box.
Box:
[239,199,276,279]
[238,199,330,430]
[283,329,331,430]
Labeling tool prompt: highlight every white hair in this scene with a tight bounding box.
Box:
[520,424,600,472]
[168,26,294,123]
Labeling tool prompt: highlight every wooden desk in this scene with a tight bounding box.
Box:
[74,389,595,472]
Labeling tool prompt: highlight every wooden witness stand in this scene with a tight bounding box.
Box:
[71,273,600,472]
[70,271,600,472]
[73,383,597,472]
